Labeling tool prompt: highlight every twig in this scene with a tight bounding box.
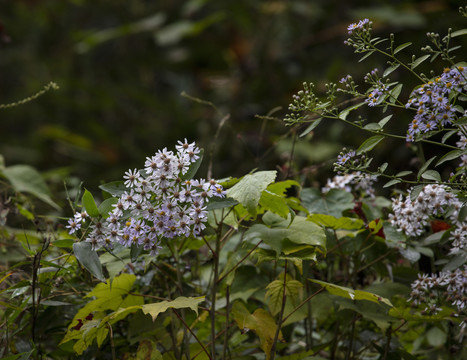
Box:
[217,240,263,284]
[172,309,212,360]
[270,260,288,360]
[107,323,116,360]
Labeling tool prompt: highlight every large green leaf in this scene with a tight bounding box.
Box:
[259,190,290,218]
[1,164,59,210]
[308,214,364,230]
[301,188,354,217]
[99,181,127,197]
[60,273,143,354]
[226,171,277,217]
[265,274,303,316]
[245,214,326,257]
[142,296,205,321]
[73,242,106,282]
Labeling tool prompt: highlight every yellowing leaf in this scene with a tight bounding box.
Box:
[310,279,393,307]
[231,302,283,358]
[265,274,303,316]
[142,296,205,322]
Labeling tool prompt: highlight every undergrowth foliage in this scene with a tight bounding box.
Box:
[1,7,467,360]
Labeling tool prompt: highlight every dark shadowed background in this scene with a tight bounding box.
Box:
[1,0,466,198]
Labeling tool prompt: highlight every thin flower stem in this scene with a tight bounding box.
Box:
[369,44,425,83]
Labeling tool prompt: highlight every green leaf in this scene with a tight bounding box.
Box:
[410,54,430,70]
[130,243,144,262]
[142,296,205,321]
[205,197,238,210]
[426,326,447,347]
[395,171,412,177]
[1,165,59,210]
[388,83,403,104]
[301,188,354,217]
[181,148,204,180]
[259,190,290,218]
[422,230,447,246]
[308,214,364,230]
[338,102,365,121]
[299,118,322,137]
[417,156,437,180]
[265,274,303,316]
[421,170,441,182]
[53,239,75,248]
[436,149,464,167]
[359,50,375,62]
[442,129,458,143]
[383,63,400,77]
[363,122,382,131]
[451,28,467,38]
[379,162,388,173]
[378,114,392,128]
[86,273,135,300]
[357,135,385,155]
[393,42,412,54]
[99,248,131,280]
[246,214,326,257]
[99,181,127,197]
[310,279,393,307]
[267,180,301,196]
[98,197,118,218]
[82,189,100,217]
[226,171,277,217]
[73,242,106,282]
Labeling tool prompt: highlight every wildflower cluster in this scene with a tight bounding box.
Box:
[67,140,225,256]
[333,149,372,176]
[344,19,372,52]
[409,267,467,329]
[363,68,393,107]
[338,74,358,93]
[405,65,466,142]
[457,126,467,170]
[389,184,463,241]
[322,171,378,198]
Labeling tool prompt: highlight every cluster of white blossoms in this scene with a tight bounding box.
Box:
[322,171,378,197]
[67,140,225,256]
[390,184,467,327]
[389,184,463,242]
[409,267,467,329]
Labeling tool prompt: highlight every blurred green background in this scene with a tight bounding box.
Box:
[1,0,466,194]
